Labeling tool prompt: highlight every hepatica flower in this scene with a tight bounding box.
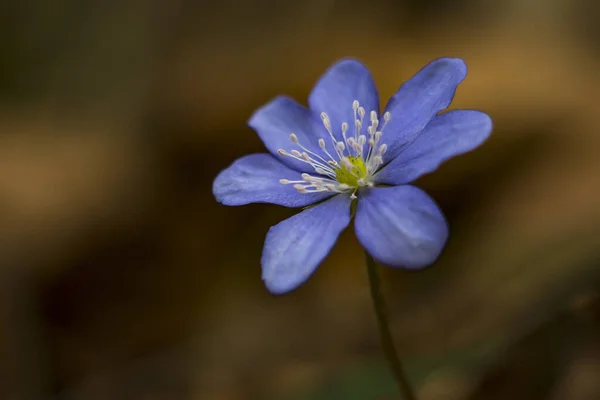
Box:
[213,58,492,294]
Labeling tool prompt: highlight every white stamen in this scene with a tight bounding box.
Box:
[320,112,331,130]
[341,157,354,169]
[341,122,349,134]
[277,101,393,197]
[358,107,365,120]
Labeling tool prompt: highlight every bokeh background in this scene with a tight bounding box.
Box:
[2,0,600,399]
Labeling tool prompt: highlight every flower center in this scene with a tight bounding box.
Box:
[278,100,390,199]
[335,156,367,187]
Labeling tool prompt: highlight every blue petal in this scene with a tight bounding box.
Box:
[381,58,467,160]
[375,110,492,185]
[308,59,379,142]
[355,186,448,269]
[261,194,351,294]
[213,153,333,207]
[248,96,327,172]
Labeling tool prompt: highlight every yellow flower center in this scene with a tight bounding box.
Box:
[335,156,367,187]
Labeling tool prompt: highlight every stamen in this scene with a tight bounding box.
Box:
[341,157,354,169]
[278,102,392,197]
[318,138,339,165]
[341,122,350,154]
[358,107,365,120]
[383,111,391,125]
[321,112,345,159]
[357,107,365,141]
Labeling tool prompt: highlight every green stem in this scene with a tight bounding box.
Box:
[365,251,417,400]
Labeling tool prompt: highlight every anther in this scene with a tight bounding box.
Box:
[379,144,387,154]
[291,150,302,157]
[318,138,326,149]
[290,133,299,143]
[358,107,365,119]
[341,122,349,134]
[352,100,359,111]
[342,158,354,169]
[336,142,345,152]
[384,111,391,123]
[279,179,291,184]
[370,110,377,122]
[277,149,287,155]
[320,112,331,127]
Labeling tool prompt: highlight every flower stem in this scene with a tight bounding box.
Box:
[364,251,417,400]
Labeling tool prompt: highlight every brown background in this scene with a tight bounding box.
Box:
[1,0,600,399]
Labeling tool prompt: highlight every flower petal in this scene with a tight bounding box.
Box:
[308,59,379,142]
[375,110,492,185]
[213,153,333,207]
[248,96,327,172]
[355,186,448,268]
[261,194,351,294]
[382,58,467,160]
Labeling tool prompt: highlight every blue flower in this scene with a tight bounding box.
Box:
[213,58,492,294]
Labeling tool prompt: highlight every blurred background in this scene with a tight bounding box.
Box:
[1,0,600,399]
